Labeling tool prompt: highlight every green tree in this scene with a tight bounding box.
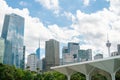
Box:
[22,70,34,80]
[71,72,85,80]
[14,68,24,80]
[0,63,15,80]
[91,74,107,80]
[52,71,67,80]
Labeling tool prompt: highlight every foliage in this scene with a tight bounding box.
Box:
[91,74,107,80]
[71,72,85,80]
[1,63,120,80]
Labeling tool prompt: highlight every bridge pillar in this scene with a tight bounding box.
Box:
[67,75,70,80]
[86,74,90,80]
[111,73,115,80]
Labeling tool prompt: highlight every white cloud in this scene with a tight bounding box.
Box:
[35,0,60,13]
[63,11,76,22]
[83,0,90,6]
[70,0,120,57]
[48,24,80,43]
[109,0,120,15]
[19,1,28,6]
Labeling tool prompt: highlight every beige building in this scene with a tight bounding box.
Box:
[45,39,59,70]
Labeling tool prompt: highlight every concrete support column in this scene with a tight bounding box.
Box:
[67,75,71,80]
[111,73,115,80]
[86,74,90,80]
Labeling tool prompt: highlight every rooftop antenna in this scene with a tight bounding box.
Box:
[106,33,111,57]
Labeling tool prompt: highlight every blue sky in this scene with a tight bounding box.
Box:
[0,0,120,59]
[5,0,110,27]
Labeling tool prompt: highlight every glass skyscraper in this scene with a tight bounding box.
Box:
[36,48,40,60]
[1,13,24,68]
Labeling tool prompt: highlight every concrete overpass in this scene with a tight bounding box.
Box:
[51,55,120,80]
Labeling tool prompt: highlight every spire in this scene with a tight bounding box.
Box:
[39,38,40,48]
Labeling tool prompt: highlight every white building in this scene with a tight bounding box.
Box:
[37,60,42,72]
[0,38,5,63]
[27,53,37,72]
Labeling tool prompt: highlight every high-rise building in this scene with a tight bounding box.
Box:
[117,44,120,55]
[45,39,59,70]
[22,46,26,69]
[36,39,40,60]
[36,48,40,60]
[94,54,103,60]
[0,37,5,63]
[27,53,37,72]
[62,42,80,65]
[78,49,92,62]
[42,58,46,71]
[1,13,24,68]
[68,42,79,54]
[62,46,74,65]
[68,42,80,60]
[111,51,118,56]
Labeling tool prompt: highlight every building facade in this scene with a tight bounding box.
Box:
[45,39,59,70]
[94,54,103,60]
[0,38,5,63]
[117,44,120,55]
[78,49,92,62]
[27,53,37,72]
[1,13,24,68]
[62,46,74,65]
[36,48,40,60]
[22,46,26,69]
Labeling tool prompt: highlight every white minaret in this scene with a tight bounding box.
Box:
[106,34,111,57]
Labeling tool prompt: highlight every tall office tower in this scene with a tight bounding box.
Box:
[87,49,92,60]
[1,13,24,68]
[117,44,120,55]
[27,53,37,72]
[94,54,103,60]
[62,46,74,65]
[0,37,5,63]
[68,42,80,61]
[45,39,59,70]
[42,58,46,71]
[36,39,40,60]
[78,49,92,62]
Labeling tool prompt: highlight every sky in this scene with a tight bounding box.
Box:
[0,0,120,60]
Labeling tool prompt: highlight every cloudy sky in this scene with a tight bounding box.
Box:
[0,0,120,59]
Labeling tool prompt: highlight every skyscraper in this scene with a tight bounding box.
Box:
[22,46,26,69]
[68,42,80,61]
[62,46,74,65]
[45,39,59,70]
[0,37,5,63]
[36,39,40,60]
[1,13,24,68]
